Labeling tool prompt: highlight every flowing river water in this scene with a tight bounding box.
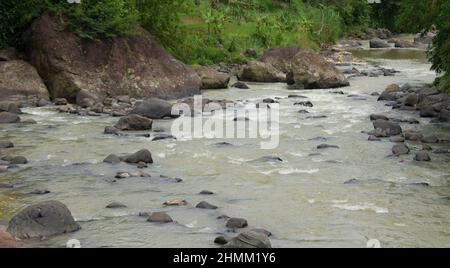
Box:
[1,48,450,248]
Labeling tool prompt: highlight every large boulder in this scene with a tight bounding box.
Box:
[114,114,153,131]
[193,66,230,89]
[373,119,402,136]
[130,98,175,119]
[0,60,49,106]
[259,46,303,73]
[27,13,200,101]
[237,61,286,83]
[286,50,349,89]
[7,201,81,239]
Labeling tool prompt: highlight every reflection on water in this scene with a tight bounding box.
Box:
[1,49,450,248]
[350,48,429,64]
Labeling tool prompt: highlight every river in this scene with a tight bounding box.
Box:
[1,48,450,248]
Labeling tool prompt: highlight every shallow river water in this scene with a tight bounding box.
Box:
[1,49,450,248]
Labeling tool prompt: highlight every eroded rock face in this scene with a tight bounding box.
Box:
[7,201,81,239]
[27,13,200,101]
[0,60,49,106]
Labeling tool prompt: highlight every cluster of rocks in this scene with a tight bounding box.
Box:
[365,110,450,161]
[0,142,28,174]
[378,83,450,123]
[237,46,349,89]
[342,66,399,79]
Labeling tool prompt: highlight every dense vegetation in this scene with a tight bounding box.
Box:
[0,0,448,90]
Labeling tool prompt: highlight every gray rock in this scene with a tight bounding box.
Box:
[404,93,419,106]
[422,135,439,144]
[147,212,173,223]
[370,114,389,121]
[403,131,423,141]
[103,154,121,164]
[414,151,431,161]
[390,136,405,143]
[54,98,68,106]
[226,218,248,229]
[105,202,127,209]
[370,38,390,48]
[294,101,313,107]
[0,141,14,148]
[114,114,153,131]
[130,98,174,119]
[232,82,250,89]
[196,201,218,210]
[7,201,81,239]
[214,236,230,245]
[392,144,410,156]
[373,119,402,136]
[10,156,27,165]
[199,190,214,195]
[0,112,20,124]
[368,135,381,141]
[104,126,120,135]
[317,144,339,149]
[224,231,271,248]
[121,149,153,164]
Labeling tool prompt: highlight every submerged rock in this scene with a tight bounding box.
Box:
[0,141,14,149]
[7,201,81,239]
[0,112,20,124]
[196,201,218,210]
[121,149,153,164]
[317,144,339,149]
[226,218,248,229]
[147,212,173,223]
[231,82,250,89]
[105,202,127,209]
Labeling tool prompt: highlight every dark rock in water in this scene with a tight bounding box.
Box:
[104,126,121,135]
[420,107,437,118]
[288,94,307,99]
[54,98,68,106]
[251,228,272,237]
[28,190,51,195]
[331,90,345,95]
[122,149,153,164]
[0,112,20,123]
[37,98,51,107]
[224,231,271,248]
[10,156,27,165]
[422,144,433,151]
[309,137,327,142]
[196,201,218,210]
[422,135,439,144]
[407,182,430,187]
[294,101,313,107]
[317,144,339,149]
[298,110,310,114]
[0,183,14,189]
[390,136,405,143]
[130,98,174,119]
[193,66,230,89]
[7,200,81,239]
[76,89,99,108]
[105,202,127,209]
[199,190,214,195]
[392,144,410,156]
[226,218,248,229]
[403,131,423,141]
[414,151,431,161]
[217,215,230,220]
[232,82,250,89]
[439,109,450,122]
[373,119,402,136]
[263,98,277,104]
[370,114,389,121]
[390,118,420,125]
[103,154,121,164]
[214,236,230,245]
[0,141,14,148]
[368,135,381,141]
[213,142,234,148]
[152,134,175,141]
[114,114,153,131]
[147,212,173,223]
[371,92,380,96]
[138,212,151,218]
[251,156,283,163]
[0,103,21,114]
[306,115,327,119]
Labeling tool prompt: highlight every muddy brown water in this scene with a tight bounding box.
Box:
[1,49,450,248]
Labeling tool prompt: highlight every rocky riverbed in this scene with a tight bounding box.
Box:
[1,46,450,248]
